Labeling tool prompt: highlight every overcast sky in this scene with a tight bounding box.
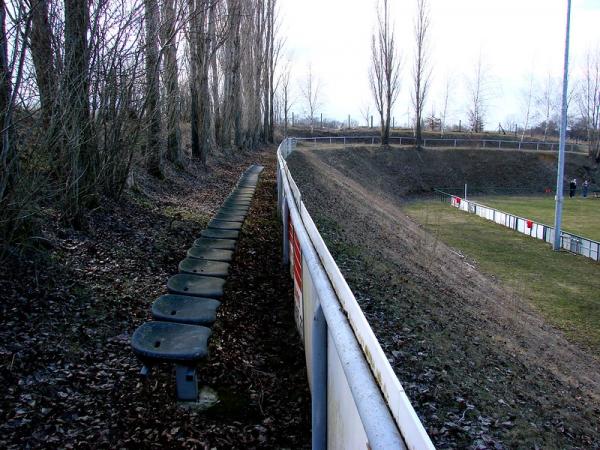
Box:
[278,0,600,130]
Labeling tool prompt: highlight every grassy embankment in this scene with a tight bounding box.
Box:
[404,200,600,352]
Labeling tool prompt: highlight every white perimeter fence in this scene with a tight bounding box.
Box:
[277,138,435,450]
[294,135,583,152]
[435,189,600,262]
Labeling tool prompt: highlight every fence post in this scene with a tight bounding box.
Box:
[312,304,327,450]
[454,139,457,147]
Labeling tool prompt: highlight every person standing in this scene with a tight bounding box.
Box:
[583,179,589,198]
[569,178,577,198]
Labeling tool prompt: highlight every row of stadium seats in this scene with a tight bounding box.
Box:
[130,165,264,401]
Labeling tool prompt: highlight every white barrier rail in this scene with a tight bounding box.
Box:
[435,189,600,262]
[277,138,435,450]
[293,135,583,153]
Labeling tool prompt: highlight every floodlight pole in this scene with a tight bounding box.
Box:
[553,0,572,251]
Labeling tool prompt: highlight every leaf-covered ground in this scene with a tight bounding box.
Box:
[0,149,311,449]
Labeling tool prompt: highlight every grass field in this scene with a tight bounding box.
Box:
[404,200,600,352]
[473,195,600,241]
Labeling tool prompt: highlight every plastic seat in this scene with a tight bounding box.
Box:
[219,206,249,215]
[167,274,225,299]
[201,228,239,240]
[193,237,237,250]
[213,212,245,223]
[179,258,230,277]
[186,246,234,262]
[131,321,211,364]
[208,219,242,231]
[152,294,221,326]
[222,199,251,208]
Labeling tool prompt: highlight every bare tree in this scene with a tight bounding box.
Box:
[520,72,535,142]
[359,102,371,127]
[220,0,242,148]
[412,0,431,149]
[277,59,293,136]
[578,49,600,160]
[440,75,451,136]
[369,0,400,146]
[536,73,559,141]
[466,56,488,133]
[300,63,320,134]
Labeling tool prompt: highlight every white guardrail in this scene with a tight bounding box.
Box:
[435,189,600,262]
[277,138,435,450]
[293,135,583,152]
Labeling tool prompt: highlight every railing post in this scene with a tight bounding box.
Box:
[282,199,290,265]
[277,164,282,217]
[312,304,327,450]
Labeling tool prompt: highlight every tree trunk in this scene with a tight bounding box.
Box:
[0,0,14,202]
[161,0,182,165]
[29,0,56,131]
[188,0,200,159]
[144,0,162,176]
[64,0,94,219]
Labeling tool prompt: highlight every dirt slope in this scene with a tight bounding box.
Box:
[294,145,597,197]
[288,146,600,449]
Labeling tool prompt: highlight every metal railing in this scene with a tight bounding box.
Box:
[435,189,600,262]
[277,138,434,450]
[293,136,583,152]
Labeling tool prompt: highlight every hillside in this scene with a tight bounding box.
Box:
[289,145,597,198]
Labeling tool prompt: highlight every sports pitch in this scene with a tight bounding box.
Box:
[404,198,600,351]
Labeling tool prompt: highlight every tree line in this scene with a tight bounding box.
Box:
[0,0,279,248]
[367,0,600,160]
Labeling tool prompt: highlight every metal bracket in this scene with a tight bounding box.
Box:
[175,365,198,401]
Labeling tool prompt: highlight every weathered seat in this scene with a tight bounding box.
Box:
[227,195,253,202]
[179,257,230,277]
[213,212,245,223]
[222,199,251,208]
[246,164,264,173]
[152,294,221,326]
[131,321,211,364]
[186,246,234,262]
[167,274,225,299]
[131,321,212,400]
[193,237,237,250]
[219,206,249,215]
[208,219,242,231]
[200,228,239,240]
